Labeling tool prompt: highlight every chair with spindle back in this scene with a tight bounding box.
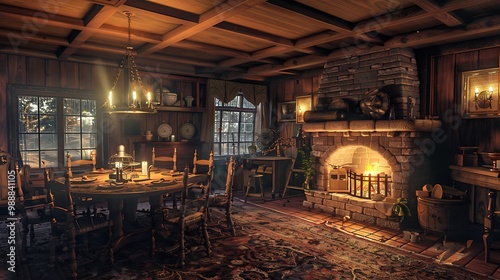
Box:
[151,165,212,266]
[193,149,213,175]
[17,163,52,261]
[66,151,99,215]
[66,151,96,177]
[152,147,177,171]
[208,156,236,236]
[46,170,111,279]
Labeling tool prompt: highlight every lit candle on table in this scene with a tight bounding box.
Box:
[142,161,148,176]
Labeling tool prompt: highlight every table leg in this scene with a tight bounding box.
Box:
[123,197,138,222]
[149,194,162,213]
[107,199,124,239]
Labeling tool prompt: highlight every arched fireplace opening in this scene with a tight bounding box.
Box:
[321,145,395,199]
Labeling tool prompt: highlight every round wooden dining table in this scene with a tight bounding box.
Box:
[69,169,207,259]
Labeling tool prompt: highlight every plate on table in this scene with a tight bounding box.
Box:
[71,177,97,184]
[131,178,151,182]
[148,179,175,186]
[89,169,113,174]
[161,171,183,176]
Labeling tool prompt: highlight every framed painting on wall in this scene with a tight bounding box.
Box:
[461,68,500,118]
[277,101,296,122]
[296,95,312,123]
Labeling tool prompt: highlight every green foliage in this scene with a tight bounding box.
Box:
[296,147,314,189]
[392,197,411,222]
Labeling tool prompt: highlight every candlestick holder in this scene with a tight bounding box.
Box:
[488,153,500,172]
[474,89,493,110]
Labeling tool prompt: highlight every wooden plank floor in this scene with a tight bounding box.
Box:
[238,191,500,279]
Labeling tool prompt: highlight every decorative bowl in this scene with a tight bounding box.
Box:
[478,152,493,165]
[163,92,177,106]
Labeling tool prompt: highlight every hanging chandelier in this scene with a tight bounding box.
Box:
[105,11,155,114]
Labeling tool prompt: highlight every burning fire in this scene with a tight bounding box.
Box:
[363,162,379,176]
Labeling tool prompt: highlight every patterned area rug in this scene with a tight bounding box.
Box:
[5,200,489,280]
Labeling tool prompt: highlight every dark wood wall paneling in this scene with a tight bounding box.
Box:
[0,54,119,166]
[448,48,500,153]
[270,75,320,156]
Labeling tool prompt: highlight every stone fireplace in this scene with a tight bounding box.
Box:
[302,48,442,230]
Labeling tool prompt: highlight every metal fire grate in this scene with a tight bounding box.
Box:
[347,170,391,199]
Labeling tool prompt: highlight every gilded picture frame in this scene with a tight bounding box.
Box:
[296,95,312,123]
[461,68,500,118]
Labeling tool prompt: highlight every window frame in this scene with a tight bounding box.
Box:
[8,85,100,169]
[214,94,256,156]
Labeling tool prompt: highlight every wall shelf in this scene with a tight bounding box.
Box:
[155,106,205,113]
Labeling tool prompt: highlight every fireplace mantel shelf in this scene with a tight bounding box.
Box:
[302,119,441,133]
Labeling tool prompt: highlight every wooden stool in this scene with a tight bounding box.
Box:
[245,173,264,202]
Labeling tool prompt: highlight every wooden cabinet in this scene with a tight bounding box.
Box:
[134,141,203,170]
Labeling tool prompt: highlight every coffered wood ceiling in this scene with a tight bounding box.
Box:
[0,0,499,82]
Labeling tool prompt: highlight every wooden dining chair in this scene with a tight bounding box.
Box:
[193,149,213,174]
[151,165,212,267]
[208,156,236,236]
[66,151,100,213]
[17,163,52,261]
[46,170,112,279]
[152,147,177,171]
[66,151,96,177]
[484,190,500,262]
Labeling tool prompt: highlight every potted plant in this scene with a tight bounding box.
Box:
[297,147,314,190]
[392,197,411,222]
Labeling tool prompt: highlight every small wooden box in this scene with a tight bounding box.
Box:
[455,154,478,167]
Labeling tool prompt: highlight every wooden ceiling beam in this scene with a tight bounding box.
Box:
[229,14,500,79]
[0,4,83,29]
[138,0,267,55]
[58,4,120,59]
[124,0,199,23]
[175,40,251,59]
[267,0,353,32]
[0,29,69,47]
[385,14,500,48]
[409,0,464,27]
[214,22,294,46]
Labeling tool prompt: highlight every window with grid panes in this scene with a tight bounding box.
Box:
[214,94,256,156]
[17,95,97,168]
